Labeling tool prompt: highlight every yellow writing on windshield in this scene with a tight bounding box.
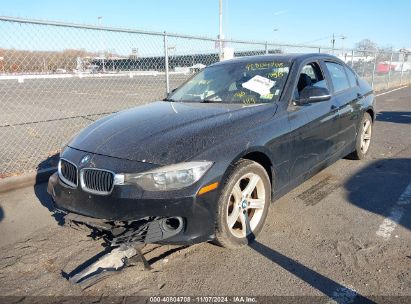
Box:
[260,93,274,100]
[246,62,284,71]
[267,71,285,78]
[243,97,256,104]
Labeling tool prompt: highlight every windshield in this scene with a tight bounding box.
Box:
[168,60,291,104]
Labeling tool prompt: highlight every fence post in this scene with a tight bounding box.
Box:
[387,51,393,89]
[163,31,170,94]
[361,52,366,77]
[371,51,377,89]
[351,50,354,68]
[400,52,405,85]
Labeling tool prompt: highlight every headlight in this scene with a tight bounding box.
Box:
[115,161,213,191]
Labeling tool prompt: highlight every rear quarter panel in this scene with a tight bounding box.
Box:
[358,77,376,120]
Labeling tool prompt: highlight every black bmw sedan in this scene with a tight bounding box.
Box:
[48,53,375,248]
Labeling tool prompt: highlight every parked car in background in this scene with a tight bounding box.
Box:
[376,62,392,74]
[48,54,375,249]
[376,61,411,74]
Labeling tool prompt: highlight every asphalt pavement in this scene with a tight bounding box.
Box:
[0,74,187,175]
[0,86,410,301]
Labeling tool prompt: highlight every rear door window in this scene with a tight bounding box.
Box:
[325,62,350,93]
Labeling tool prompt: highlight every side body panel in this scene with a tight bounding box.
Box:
[285,58,341,179]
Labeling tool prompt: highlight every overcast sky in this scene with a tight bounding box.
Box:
[1,0,410,50]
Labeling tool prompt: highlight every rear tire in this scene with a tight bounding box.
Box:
[348,112,373,160]
[214,159,271,249]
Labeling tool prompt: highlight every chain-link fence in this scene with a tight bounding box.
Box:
[1,16,410,177]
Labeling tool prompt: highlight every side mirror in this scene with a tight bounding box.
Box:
[296,86,331,105]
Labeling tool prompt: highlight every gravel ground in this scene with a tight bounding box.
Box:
[0,86,410,302]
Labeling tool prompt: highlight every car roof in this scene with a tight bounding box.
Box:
[211,53,341,66]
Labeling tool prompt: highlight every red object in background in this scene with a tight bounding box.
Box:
[376,62,396,74]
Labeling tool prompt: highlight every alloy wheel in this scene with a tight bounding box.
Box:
[360,118,372,154]
[226,172,266,238]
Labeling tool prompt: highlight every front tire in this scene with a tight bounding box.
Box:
[214,159,271,249]
[348,112,373,160]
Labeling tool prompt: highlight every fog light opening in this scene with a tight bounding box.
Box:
[162,217,183,232]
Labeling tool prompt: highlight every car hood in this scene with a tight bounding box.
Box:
[68,101,276,165]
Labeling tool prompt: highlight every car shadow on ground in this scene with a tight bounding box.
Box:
[249,241,373,303]
[376,111,411,124]
[34,182,65,225]
[344,158,411,232]
[34,152,65,226]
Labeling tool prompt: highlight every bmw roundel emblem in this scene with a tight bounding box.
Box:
[242,200,247,209]
[80,155,91,165]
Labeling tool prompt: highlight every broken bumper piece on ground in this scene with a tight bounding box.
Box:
[55,211,184,286]
[68,244,150,288]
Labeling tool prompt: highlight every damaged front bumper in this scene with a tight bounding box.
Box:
[48,170,219,245]
[56,209,184,246]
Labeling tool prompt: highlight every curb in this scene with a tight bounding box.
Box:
[0,167,56,194]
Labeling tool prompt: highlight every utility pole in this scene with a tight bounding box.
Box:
[218,0,224,61]
[331,33,335,54]
[340,35,347,59]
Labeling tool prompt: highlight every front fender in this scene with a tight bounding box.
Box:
[190,107,291,194]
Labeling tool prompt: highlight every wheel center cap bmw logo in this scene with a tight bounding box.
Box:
[80,155,91,165]
[242,200,247,209]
